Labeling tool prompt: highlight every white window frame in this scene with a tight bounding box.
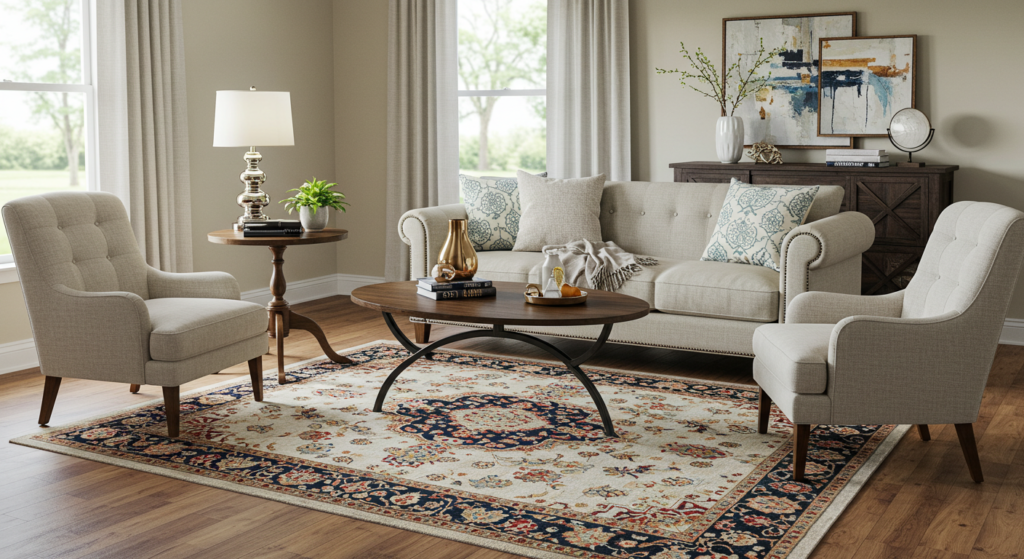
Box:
[0,0,98,276]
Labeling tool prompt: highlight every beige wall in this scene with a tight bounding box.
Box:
[631,0,1024,315]
[332,0,389,278]
[182,0,338,292]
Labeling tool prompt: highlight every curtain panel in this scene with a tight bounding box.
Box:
[95,0,193,272]
[385,0,459,282]
[547,0,631,181]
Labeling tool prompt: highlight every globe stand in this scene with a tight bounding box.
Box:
[887,127,934,168]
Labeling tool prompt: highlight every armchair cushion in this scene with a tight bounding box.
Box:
[753,323,833,394]
[146,298,267,361]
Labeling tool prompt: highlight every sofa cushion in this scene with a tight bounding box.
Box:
[146,298,267,362]
[752,324,833,394]
[460,174,523,251]
[655,260,779,322]
[475,252,677,306]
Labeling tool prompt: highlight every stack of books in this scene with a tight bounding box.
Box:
[242,220,303,237]
[416,277,495,300]
[825,149,889,168]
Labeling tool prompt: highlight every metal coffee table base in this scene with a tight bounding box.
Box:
[375,312,618,437]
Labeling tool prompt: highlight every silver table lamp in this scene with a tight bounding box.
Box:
[213,87,295,230]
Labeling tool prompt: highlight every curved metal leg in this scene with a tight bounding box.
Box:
[373,328,499,412]
[498,327,618,437]
[375,317,618,437]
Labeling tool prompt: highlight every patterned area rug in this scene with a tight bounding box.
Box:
[13,342,906,559]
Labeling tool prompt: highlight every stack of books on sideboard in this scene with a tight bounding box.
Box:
[825,149,889,168]
[242,220,302,237]
[417,277,496,300]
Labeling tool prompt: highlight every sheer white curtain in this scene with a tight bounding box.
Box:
[385,0,460,282]
[547,0,631,181]
[94,0,193,272]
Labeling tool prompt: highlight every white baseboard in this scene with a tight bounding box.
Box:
[0,338,37,375]
[0,273,385,376]
[1000,318,1024,346]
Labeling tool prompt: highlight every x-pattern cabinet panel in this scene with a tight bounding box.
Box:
[670,162,957,295]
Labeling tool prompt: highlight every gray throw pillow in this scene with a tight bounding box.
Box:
[512,171,606,252]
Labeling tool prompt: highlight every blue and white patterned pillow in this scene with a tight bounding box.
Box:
[460,173,546,251]
[700,178,820,271]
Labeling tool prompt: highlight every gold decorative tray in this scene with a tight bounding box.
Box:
[524,289,588,306]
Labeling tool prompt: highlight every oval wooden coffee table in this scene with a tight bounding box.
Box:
[350,281,650,437]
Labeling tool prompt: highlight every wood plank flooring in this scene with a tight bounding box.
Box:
[1,295,1022,558]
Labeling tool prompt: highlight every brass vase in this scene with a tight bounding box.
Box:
[437,219,478,281]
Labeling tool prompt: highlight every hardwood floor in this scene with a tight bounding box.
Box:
[1,295,1023,558]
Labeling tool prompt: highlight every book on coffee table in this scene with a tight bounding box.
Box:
[416,277,492,291]
[416,286,496,300]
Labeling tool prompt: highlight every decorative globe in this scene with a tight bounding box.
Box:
[889,108,932,150]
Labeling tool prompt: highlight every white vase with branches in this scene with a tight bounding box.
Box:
[657,39,782,164]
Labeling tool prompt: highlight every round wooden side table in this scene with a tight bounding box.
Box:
[208,229,352,383]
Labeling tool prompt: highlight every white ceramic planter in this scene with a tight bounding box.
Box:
[716,116,744,164]
[299,206,330,231]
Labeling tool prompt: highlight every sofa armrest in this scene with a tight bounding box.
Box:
[147,267,241,300]
[779,211,875,323]
[36,285,152,384]
[788,290,904,324]
[399,204,468,280]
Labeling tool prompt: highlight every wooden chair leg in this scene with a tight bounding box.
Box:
[916,424,931,441]
[414,322,431,344]
[38,376,62,425]
[129,384,141,393]
[793,424,810,481]
[955,423,984,483]
[757,388,772,434]
[163,386,180,438]
[248,357,264,402]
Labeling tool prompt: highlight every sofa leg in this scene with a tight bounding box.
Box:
[955,423,984,483]
[757,388,772,434]
[163,386,180,438]
[248,357,264,402]
[129,384,141,394]
[39,376,62,425]
[916,424,931,441]
[793,424,810,481]
[414,322,431,344]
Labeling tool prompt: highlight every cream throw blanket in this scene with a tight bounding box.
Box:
[542,240,658,292]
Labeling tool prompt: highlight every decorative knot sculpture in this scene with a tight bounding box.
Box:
[746,142,783,164]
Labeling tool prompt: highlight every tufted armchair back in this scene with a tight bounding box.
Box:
[3,191,150,305]
[902,202,1024,322]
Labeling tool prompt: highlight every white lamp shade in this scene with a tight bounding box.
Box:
[212,90,295,147]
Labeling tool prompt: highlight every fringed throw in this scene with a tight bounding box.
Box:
[542,240,658,292]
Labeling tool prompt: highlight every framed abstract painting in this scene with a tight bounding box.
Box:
[723,12,855,149]
[817,35,917,137]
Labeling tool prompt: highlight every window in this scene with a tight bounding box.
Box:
[457,0,546,188]
[0,0,95,265]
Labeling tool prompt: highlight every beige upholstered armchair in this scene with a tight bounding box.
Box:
[2,192,269,436]
[752,201,1024,483]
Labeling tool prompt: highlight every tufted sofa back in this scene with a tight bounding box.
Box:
[598,181,845,260]
[903,201,1024,321]
[2,192,149,302]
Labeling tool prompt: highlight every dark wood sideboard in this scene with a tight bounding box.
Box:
[669,162,959,295]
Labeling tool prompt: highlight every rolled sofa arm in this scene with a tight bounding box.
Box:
[399,203,468,280]
[36,285,152,384]
[779,211,875,323]
[147,267,241,300]
[787,290,904,324]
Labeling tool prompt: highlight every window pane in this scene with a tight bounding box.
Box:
[457,0,546,91]
[0,90,87,259]
[0,0,84,84]
[459,95,545,178]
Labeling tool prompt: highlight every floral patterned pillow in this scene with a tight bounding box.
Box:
[460,173,543,251]
[700,178,820,271]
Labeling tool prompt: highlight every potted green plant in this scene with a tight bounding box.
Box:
[279,178,349,231]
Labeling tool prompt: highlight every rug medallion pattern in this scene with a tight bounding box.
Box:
[21,344,896,558]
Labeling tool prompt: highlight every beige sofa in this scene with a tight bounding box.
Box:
[399,181,875,357]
